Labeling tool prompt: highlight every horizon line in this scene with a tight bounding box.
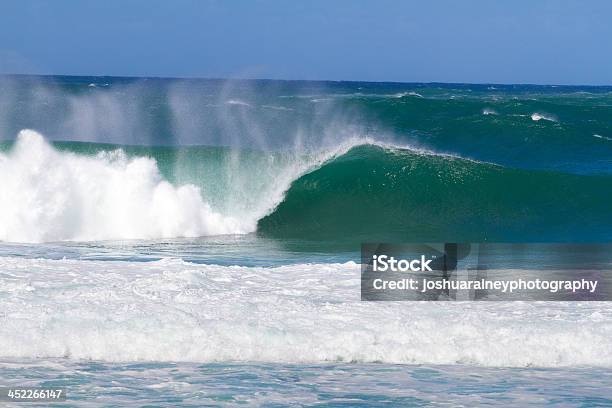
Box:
[2,72,611,88]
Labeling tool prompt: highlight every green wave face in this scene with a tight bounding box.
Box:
[257,145,612,242]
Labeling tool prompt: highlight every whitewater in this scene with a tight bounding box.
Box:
[1,256,611,367]
[0,129,372,243]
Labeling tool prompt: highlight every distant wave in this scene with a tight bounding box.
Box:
[261,104,294,111]
[87,83,109,88]
[225,99,251,107]
[531,112,557,122]
[394,91,423,98]
[482,108,498,115]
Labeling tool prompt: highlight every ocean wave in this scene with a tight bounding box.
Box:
[310,98,331,103]
[482,108,498,115]
[531,112,557,122]
[394,91,424,98]
[1,256,611,367]
[2,130,612,243]
[0,130,383,243]
[258,144,612,241]
[260,104,294,111]
[225,99,252,107]
[0,130,246,242]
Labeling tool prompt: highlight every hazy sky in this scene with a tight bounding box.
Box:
[1,0,610,85]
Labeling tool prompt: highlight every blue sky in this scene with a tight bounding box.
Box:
[0,0,610,85]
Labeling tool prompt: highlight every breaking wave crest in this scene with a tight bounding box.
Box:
[0,130,370,242]
[2,129,612,243]
[0,130,247,242]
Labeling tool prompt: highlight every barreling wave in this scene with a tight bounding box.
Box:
[2,129,611,243]
[258,145,612,242]
[0,129,364,243]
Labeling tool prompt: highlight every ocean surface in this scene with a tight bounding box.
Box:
[1,75,612,406]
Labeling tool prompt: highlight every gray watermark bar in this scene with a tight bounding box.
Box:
[0,387,67,402]
[361,243,612,301]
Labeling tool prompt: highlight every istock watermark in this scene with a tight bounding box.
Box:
[361,243,612,301]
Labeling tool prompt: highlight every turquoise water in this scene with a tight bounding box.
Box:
[2,359,611,407]
[0,235,355,266]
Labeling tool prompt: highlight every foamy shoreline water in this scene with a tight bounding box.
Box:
[1,256,611,367]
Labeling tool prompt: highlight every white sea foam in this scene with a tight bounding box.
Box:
[482,108,498,115]
[531,112,557,122]
[225,99,251,107]
[394,91,423,98]
[0,130,382,243]
[260,104,294,111]
[0,130,246,242]
[0,256,611,367]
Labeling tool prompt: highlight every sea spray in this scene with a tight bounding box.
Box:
[0,130,378,242]
[0,130,244,242]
